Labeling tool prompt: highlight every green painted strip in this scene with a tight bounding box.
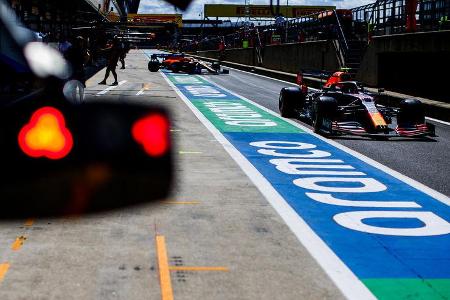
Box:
[167,74,209,85]
[363,279,450,299]
[166,72,302,133]
[192,99,302,133]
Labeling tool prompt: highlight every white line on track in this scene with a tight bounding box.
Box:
[136,89,145,96]
[208,65,320,93]
[160,71,377,300]
[96,80,127,96]
[426,116,450,126]
[223,66,299,86]
[142,49,314,89]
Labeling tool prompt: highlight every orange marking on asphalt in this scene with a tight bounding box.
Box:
[169,266,229,272]
[156,235,173,300]
[24,219,34,227]
[11,236,27,251]
[0,263,10,283]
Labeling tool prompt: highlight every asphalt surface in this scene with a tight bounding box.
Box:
[206,68,450,197]
[1,50,447,299]
[0,50,345,299]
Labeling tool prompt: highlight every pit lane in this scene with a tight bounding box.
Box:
[160,61,449,300]
[205,68,450,196]
[0,50,349,300]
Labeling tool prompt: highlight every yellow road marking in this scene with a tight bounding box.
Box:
[156,235,174,300]
[0,263,10,283]
[11,236,27,251]
[164,201,201,205]
[169,266,229,272]
[170,129,181,132]
[179,151,202,154]
[24,219,34,227]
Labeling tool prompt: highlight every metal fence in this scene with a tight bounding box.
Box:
[192,10,349,51]
[188,0,450,52]
[352,0,450,36]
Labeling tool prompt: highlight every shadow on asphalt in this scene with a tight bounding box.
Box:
[328,136,438,143]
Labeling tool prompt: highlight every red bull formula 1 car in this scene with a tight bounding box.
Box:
[279,72,435,139]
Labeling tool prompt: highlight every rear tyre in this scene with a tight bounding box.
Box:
[279,87,304,118]
[171,62,180,73]
[148,61,160,72]
[211,62,221,71]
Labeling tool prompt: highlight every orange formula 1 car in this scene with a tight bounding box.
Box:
[148,53,229,74]
[162,55,196,72]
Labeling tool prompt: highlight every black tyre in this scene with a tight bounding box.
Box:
[397,99,425,125]
[279,87,304,118]
[313,112,323,133]
[171,62,181,73]
[211,62,221,71]
[185,63,197,74]
[313,96,337,134]
[148,60,160,72]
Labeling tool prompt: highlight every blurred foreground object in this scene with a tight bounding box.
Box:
[164,0,192,10]
[0,0,174,218]
[0,102,173,218]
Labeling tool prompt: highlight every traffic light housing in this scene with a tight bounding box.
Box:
[0,101,173,218]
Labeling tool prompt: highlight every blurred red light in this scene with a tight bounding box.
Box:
[132,114,169,157]
[18,107,73,160]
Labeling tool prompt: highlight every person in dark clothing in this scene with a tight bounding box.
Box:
[66,36,88,87]
[119,40,130,69]
[99,38,121,85]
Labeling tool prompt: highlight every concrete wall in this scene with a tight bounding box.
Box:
[197,48,254,65]
[197,40,341,74]
[357,30,450,100]
[262,41,340,73]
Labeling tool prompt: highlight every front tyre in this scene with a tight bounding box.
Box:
[313,111,324,133]
[313,96,337,135]
[279,95,292,117]
[171,62,181,73]
[279,87,304,118]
